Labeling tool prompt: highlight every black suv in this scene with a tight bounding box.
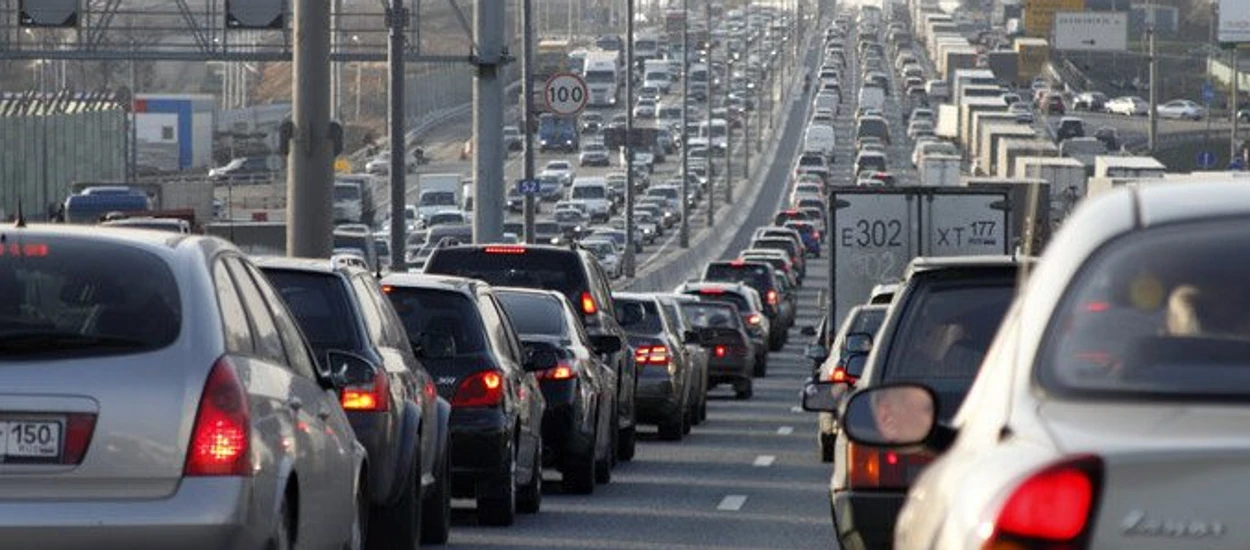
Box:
[256,257,453,545]
[379,273,547,525]
[423,244,640,461]
[614,293,700,441]
[703,260,790,350]
[815,255,1026,550]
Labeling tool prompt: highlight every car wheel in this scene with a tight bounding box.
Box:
[657,409,684,441]
[753,353,768,377]
[347,473,368,550]
[271,495,295,550]
[563,429,598,495]
[371,452,422,550]
[420,449,451,544]
[734,380,754,400]
[820,432,836,463]
[516,443,543,514]
[617,424,636,462]
[477,445,517,527]
[594,435,613,485]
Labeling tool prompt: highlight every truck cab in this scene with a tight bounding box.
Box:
[538,114,580,153]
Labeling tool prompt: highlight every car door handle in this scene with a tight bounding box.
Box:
[287,397,303,411]
[317,408,332,421]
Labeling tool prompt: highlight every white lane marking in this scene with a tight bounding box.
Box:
[717,495,748,511]
[753,455,776,467]
[790,406,803,413]
[777,426,794,435]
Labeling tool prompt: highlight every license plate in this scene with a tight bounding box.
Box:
[0,420,63,461]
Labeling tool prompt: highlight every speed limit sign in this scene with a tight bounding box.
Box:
[543,72,589,116]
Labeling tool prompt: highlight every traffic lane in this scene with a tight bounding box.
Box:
[444,260,837,550]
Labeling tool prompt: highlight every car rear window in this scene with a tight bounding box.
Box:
[0,237,182,357]
[617,297,665,334]
[1040,221,1250,398]
[754,238,798,257]
[496,291,568,338]
[847,307,887,338]
[383,287,487,354]
[262,270,360,357]
[681,302,744,329]
[687,289,752,315]
[704,263,772,293]
[424,247,589,304]
[774,211,808,225]
[882,277,1015,419]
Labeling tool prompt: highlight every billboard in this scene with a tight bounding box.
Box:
[1053,11,1128,51]
[1220,0,1250,44]
[1023,0,1085,38]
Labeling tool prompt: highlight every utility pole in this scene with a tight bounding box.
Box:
[1233,46,1242,164]
[288,0,334,258]
[624,0,637,277]
[679,0,690,248]
[1147,25,1158,153]
[473,0,506,244]
[522,0,537,243]
[705,0,714,228]
[387,0,408,269]
[724,56,733,205]
[331,0,343,121]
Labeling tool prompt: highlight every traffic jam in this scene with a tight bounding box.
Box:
[5,0,1249,549]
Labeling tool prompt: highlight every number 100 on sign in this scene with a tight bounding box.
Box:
[544,73,588,115]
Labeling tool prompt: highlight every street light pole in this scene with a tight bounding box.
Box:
[705,0,714,228]
[679,0,690,248]
[522,0,537,243]
[1147,25,1158,154]
[624,0,637,277]
[724,56,733,205]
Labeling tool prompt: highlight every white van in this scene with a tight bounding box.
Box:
[813,91,840,115]
[568,177,612,222]
[803,125,837,162]
[857,86,885,113]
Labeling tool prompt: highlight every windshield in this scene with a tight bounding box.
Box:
[585,70,616,83]
[428,212,463,226]
[334,184,361,201]
[572,186,606,199]
[497,291,568,337]
[618,298,665,334]
[384,287,487,354]
[420,192,457,206]
[690,291,752,315]
[0,237,182,357]
[263,270,360,358]
[535,222,561,235]
[546,162,570,171]
[1040,221,1250,398]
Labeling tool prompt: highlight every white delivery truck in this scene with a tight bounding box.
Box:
[416,173,463,223]
[583,52,620,106]
[1093,155,1167,178]
[919,154,961,187]
[825,186,1010,327]
[803,125,837,163]
[857,86,886,114]
[642,59,672,94]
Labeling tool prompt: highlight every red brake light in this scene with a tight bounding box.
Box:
[0,243,50,257]
[580,291,598,315]
[381,285,394,294]
[185,358,252,477]
[537,361,576,381]
[828,366,849,383]
[987,456,1102,545]
[1085,301,1109,313]
[340,367,391,412]
[766,289,779,305]
[484,246,526,254]
[62,413,97,465]
[699,288,725,295]
[714,345,726,358]
[634,345,670,366]
[746,313,762,325]
[729,259,746,266]
[846,442,933,490]
[452,371,505,408]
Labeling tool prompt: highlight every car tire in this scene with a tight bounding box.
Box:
[734,380,754,400]
[420,450,452,544]
[516,444,543,514]
[271,495,295,550]
[658,411,684,441]
[477,448,517,527]
[768,332,785,352]
[753,354,768,377]
[820,432,836,463]
[371,454,422,550]
[563,433,597,495]
[617,425,636,462]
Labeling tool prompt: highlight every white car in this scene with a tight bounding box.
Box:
[578,142,611,166]
[539,160,575,186]
[823,179,1250,550]
[365,150,415,175]
[1156,99,1205,120]
[633,98,658,119]
[1105,95,1149,116]
[581,238,623,279]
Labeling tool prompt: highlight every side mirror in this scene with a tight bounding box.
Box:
[799,380,845,412]
[803,344,828,362]
[800,325,817,336]
[416,332,456,360]
[845,332,873,354]
[522,342,561,372]
[589,334,623,355]
[844,352,869,379]
[616,301,646,326]
[841,383,938,448]
[325,350,378,389]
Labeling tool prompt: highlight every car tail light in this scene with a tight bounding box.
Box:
[62,413,97,465]
[730,259,746,266]
[746,313,763,326]
[846,442,934,490]
[766,289,779,305]
[827,366,855,384]
[484,246,526,254]
[452,371,505,408]
[340,368,391,412]
[536,361,577,381]
[634,345,670,366]
[983,455,1103,548]
[580,291,598,315]
[185,358,252,477]
[699,288,725,295]
[714,345,727,358]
